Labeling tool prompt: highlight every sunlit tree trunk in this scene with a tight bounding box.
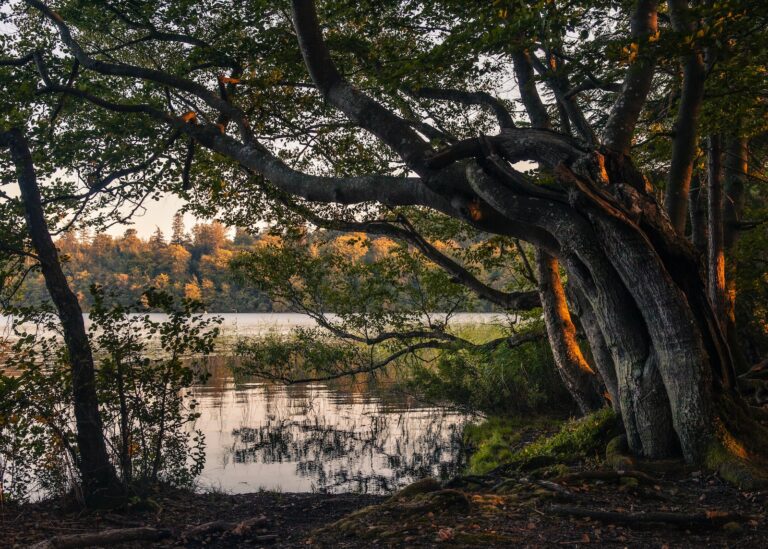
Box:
[707,135,727,328]
[534,249,603,414]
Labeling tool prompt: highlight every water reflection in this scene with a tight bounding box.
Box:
[191,358,472,494]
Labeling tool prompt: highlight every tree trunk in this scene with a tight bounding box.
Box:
[1,129,120,503]
[688,173,707,255]
[722,137,750,372]
[565,282,619,410]
[707,135,727,328]
[535,249,603,414]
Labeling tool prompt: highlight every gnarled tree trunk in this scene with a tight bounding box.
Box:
[534,249,603,414]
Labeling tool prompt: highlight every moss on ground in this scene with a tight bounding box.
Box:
[465,408,619,474]
[463,415,562,474]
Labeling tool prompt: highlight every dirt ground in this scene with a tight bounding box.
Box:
[2,466,767,548]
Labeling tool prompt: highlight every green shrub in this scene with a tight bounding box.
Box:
[0,287,218,502]
[405,328,574,416]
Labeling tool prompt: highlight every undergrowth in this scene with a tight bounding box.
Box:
[464,408,619,474]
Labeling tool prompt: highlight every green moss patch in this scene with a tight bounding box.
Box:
[466,409,619,474]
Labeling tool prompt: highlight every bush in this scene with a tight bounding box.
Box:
[0,287,219,503]
[405,328,575,416]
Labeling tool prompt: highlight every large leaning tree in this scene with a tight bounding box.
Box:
[2,0,768,477]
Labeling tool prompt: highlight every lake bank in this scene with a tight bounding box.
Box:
[5,455,767,548]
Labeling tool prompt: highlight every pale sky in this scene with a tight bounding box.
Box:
[107,192,201,239]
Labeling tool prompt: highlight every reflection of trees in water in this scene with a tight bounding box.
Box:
[228,391,469,493]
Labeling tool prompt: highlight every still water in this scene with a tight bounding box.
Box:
[2,313,490,495]
[191,360,474,495]
[182,314,489,495]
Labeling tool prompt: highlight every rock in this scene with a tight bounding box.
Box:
[390,478,441,500]
[606,435,636,471]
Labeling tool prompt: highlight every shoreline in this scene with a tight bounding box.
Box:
[5,465,768,548]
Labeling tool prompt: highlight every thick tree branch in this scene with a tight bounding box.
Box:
[511,49,552,130]
[427,128,586,171]
[603,0,659,154]
[37,83,447,210]
[290,0,432,172]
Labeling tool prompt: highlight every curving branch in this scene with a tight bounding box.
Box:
[406,86,515,129]
[37,83,447,210]
[290,0,432,172]
[292,207,541,311]
[259,329,545,385]
[24,0,251,139]
[427,128,586,171]
[603,0,659,154]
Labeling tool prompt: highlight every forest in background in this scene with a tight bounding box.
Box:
[14,213,506,313]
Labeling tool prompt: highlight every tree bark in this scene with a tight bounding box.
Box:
[707,135,727,328]
[722,137,749,372]
[535,249,603,414]
[665,0,706,234]
[565,282,619,410]
[688,173,707,254]
[0,128,120,502]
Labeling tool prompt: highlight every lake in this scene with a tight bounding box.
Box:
[2,312,499,495]
[192,359,474,494]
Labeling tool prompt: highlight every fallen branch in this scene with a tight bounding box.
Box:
[30,527,172,548]
[101,513,145,527]
[182,515,270,539]
[549,505,743,528]
[554,470,658,485]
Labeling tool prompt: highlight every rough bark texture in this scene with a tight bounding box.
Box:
[565,282,619,410]
[0,129,120,502]
[535,249,603,414]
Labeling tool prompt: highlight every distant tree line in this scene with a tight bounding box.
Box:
[15,214,509,313]
[15,215,266,312]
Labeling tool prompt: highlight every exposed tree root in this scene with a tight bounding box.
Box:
[548,505,745,528]
[28,515,273,548]
[554,469,658,485]
[29,527,172,548]
[182,515,270,540]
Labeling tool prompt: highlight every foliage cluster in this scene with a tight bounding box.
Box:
[0,288,218,503]
[405,327,573,416]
